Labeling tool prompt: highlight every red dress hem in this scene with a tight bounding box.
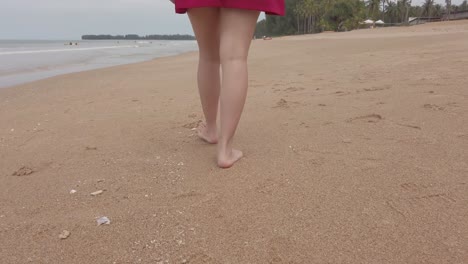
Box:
[175,0,285,16]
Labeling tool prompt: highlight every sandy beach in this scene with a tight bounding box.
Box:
[0,20,467,263]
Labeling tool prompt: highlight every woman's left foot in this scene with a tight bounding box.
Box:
[197,123,218,144]
[217,149,243,168]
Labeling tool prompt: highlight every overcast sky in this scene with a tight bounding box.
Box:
[0,0,464,40]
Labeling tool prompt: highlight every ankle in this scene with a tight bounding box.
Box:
[204,122,217,132]
[218,142,231,155]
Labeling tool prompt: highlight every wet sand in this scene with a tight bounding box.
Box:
[0,20,467,263]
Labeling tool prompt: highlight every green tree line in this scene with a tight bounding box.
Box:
[255,0,468,37]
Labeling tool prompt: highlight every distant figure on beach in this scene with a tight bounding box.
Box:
[174,2,285,168]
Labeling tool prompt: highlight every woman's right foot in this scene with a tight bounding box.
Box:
[197,123,218,144]
[217,149,243,168]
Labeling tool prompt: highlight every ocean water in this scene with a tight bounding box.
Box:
[0,39,198,88]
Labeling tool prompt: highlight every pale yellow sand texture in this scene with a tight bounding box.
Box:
[0,21,467,263]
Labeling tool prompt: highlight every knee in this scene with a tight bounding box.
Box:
[219,35,250,64]
[220,48,247,65]
[199,50,220,65]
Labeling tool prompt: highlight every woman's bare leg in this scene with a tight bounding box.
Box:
[188,8,221,144]
[218,9,260,168]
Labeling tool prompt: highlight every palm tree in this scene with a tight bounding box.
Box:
[422,0,434,17]
[294,1,306,33]
[381,0,386,21]
[461,0,468,11]
[367,0,381,19]
[433,4,443,17]
[294,0,319,34]
[446,0,454,20]
[445,0,452,20]
[402,0,412,24]
[385,1,400,23]
[303,0,318,33]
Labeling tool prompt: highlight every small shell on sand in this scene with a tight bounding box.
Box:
[59,230,71,239]
[97,217,110,226]
[91,190,104,196]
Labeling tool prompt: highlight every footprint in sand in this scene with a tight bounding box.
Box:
[255,178,286,195]
[399,182,465,192]
[400,182,434,192]
[396,123,421,130]
[385,182,464,217]
[271,87,282,93]
[182,120,202,129]
[446,102,460,108]
[284,87,305,92]
[423,104,445,111]
[334,90,352,96]
[347,114,383,123]
[273,99,289,109]
[363,84,391,92]
[85,146,98,151]
[386,191,457,218]
[12,166,35,176]
[173,191,204,200]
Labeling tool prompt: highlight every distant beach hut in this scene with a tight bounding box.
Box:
[375,20,385,27]
[360,19,375,29]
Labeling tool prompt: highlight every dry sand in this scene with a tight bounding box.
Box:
[0,21,467,263]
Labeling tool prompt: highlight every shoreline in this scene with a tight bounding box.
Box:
[0,40,198,89]
[0,50,199,90]
[3,20,466,90]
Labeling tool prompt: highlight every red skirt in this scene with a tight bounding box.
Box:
[175,0,285,16]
